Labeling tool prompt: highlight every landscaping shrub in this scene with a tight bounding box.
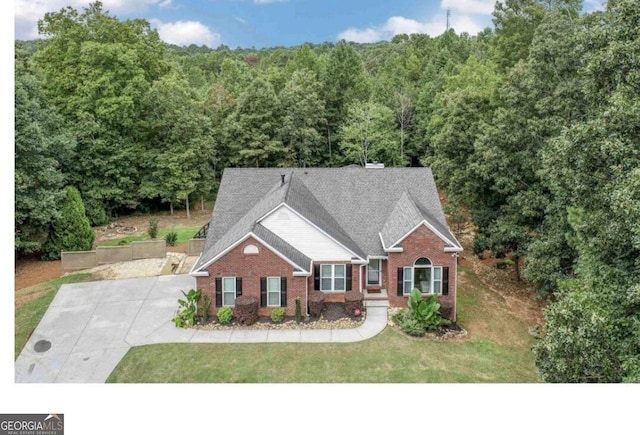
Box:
[217,307,233,325]
[271,307,285,323]
[198,293,211,322]
[148,217,159,239]
[408,288,451,331]
[42,186,95,260]
[496,259,514,269]
[309,292,325,317]
[394,310,426,337]
[234,295,259,325]
[344,291,364,316]
[295,297,302,323]
[164,230,178,246]
[173,288,202,328]
[391,289,451,336]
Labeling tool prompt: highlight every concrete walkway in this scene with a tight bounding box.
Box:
[15,275,388,383]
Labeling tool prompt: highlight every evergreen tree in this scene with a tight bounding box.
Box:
[42,187,95,260]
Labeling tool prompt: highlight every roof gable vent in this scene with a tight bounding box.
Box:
[365,162,385,169]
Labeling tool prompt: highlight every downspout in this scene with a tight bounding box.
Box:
[359,264,363,292]
[305,273,309,317]
[454,253,458,323]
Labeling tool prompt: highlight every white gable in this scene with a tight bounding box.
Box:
[260,205,353,261]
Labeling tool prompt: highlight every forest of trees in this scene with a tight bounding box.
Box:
[14,0,639,382]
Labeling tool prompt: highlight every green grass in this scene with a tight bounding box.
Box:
[15,273,93,359]
[98,226,202,247]
[107,267,539,383]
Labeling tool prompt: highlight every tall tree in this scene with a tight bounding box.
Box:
[339,100,399,167]
[227,77,284,167]
[139,72,212,216]
[34,1,170,223]
[15,49,74,254]
[533,0,640,382]
[279,69,326,167]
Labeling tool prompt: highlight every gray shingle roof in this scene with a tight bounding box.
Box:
[252,224,312,273]
[193,167,461,273]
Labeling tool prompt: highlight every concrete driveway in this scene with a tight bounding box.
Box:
[15,275,388,383]
[15,275,197,383]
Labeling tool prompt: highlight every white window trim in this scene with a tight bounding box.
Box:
[222,276,236,306]
[267,276,281,307]
[402,264,443,296]
[320,264,346,292]
[367,259,381,285]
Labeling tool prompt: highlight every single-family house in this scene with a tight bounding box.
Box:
[190,166,463,321]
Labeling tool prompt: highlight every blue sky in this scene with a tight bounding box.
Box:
[15,0,606,48]
[14,0,498,48]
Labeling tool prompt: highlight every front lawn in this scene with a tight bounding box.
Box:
[107,267,539,383]
[15,273,93,359]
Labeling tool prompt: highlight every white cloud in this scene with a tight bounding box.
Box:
[14,0,170,40]
[337,27,383,44]
[150,19,221,47]
[254,0,288,4]
[440,0,494,16]
[338,13,483,43]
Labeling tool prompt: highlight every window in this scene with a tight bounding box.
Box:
[367,259,380,285]
[403,267,412,295]
[267,277,281,306]
[402,258,442,295]
[243,244,259,255]
[222,277,236,306]
[320,264,346,291]
[433,267,442,294]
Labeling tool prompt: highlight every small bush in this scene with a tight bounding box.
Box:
[393,309,424,337]
[199,293,211,322]
[309,292,325,317]
[117,239,129,246]
[173,288,202,328]
[234,295,259,325]
[165,230,178,246]
[148,217,159,239]
[217,307,233,324]
[271,307,286,323]
[496,259,514,269]
[295,297,302,323]
[344,291,364,316]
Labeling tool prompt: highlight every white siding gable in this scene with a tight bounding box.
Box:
[260,205,353,261]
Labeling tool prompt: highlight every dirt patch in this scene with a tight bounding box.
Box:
[454,227,546,328]
[15,254,64,291]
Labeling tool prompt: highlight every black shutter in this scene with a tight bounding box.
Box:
[281,277,287,307]
[215,278,222,307]
[397,268,404,296]
[260,277,267,307]
[314,264,320,291]
[346,265,352,291]
[236,277,242,297]
[442,267,449,296]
